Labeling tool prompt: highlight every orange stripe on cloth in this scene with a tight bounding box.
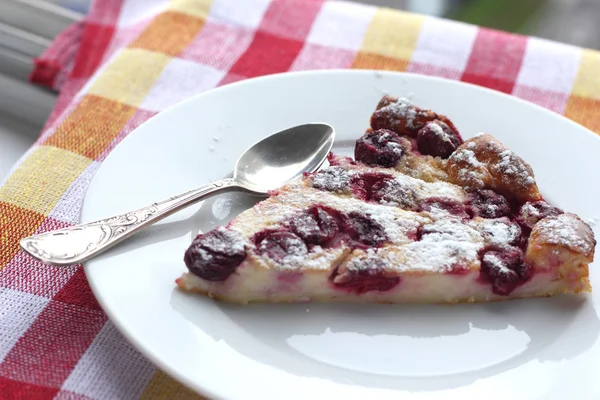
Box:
[139,370,205,400]
[0,202,46,268]
[130,11,207,56]
[564,95,600,135]
[44,95,137,159]
[0,146,91,215]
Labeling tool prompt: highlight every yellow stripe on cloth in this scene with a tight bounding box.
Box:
[0,146,91,215]
[572,49,600,100]
[167,0,214,19]
[353,9,423,71]
[88,48,173,107]
[140,370,205,400]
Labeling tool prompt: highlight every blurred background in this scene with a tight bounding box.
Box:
[0,0,598,178]
[364,0,599,49]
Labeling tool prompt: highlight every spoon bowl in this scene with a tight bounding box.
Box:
[235,123,335,193]
[20,123,335,266]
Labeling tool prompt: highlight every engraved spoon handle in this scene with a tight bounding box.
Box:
[20,178,241,266]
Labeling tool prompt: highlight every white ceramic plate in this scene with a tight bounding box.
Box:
[82,70,600,400]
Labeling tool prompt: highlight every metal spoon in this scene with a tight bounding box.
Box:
[20,123,335,266]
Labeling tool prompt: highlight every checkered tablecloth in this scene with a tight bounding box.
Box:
[2,0,600,398]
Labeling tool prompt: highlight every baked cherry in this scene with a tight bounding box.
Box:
[344,212,387,247]
[331,257,400,294]
[254,230,307,263]
[416,120,461,159]
[290,206,340,246]
[326,153,356,167]
[479,247,531,295]
[184,228,246,281]
[372,178,418,209]
[349,172,394,201]
[370,96,463,140]
[467,189,513,219]
[419,197,470,219]
[516,201,563,232]
[370,97,429,136]
[355,129,407,167]
[311,166,350,192]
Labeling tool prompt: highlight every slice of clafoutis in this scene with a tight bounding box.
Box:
[176,97,595,304]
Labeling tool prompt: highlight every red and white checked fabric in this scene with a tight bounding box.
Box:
[2,0,600,399]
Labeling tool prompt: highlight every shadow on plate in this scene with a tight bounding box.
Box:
[97,190,264,260]
[171,287,600,392]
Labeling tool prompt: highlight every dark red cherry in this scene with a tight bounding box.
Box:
[479,247,531,295]
[349,172,394,201]
[344,212,387,248]
[370,97,430,136]
[254,230,307,263]
[467,189,513,219]
[419,197,470,219]
[290,206,340,246]
[331,257,400,294]
[184,228,246,281]
[355,129,407,167]
[371,178,418,209]
[516,201,563,232]
[416,120,461,159]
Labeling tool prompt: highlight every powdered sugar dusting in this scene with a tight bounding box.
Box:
[424,218,482,242]
[450,148,486,188]
[493,149,535,187]
[373,130,405,156]
[205,227,245,253]
[428,121,453,145]
[379,98,418,128]
[367,218,484,274]
[483,253,511,273]
[534,213,594,254]
[312,166,350,192]
[371,209,422,244]
[343,249,391,272]
[522,203,540,217]
[259,233,307,265]
[451,149,482,168]
[310,164,465,205]
[400,243,480,273]
[475,218,521,247]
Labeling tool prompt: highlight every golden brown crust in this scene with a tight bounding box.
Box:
[371,95,441,136]
[395,154,449,183]
[447,134,542,203]
[530,213,596,260]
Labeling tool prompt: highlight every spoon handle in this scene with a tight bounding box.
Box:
[20,178,240,266]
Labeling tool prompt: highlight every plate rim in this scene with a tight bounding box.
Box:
[80,69,600,398]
